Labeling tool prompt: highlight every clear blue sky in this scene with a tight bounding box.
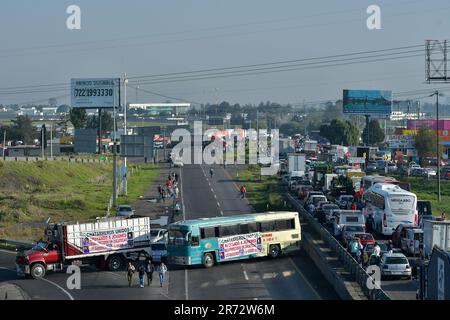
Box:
[0,0,450,106]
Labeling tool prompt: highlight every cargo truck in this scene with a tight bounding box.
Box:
[423,220,450,258]
[16,217,152,279]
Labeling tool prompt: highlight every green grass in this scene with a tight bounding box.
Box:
[117,165,160,205]
[233,165,293,212]
[0,161,159,241]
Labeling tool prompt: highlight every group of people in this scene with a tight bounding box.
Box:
[157,172,179,203]
[349,238,393,267]
[127,259,168,288]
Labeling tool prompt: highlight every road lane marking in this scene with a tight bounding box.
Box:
[39,277,75,300]
[243,270,249,281]
[185,269,189,300]
[288,257,321,300]
[0,249,16,254]
[0,266,15,272]
[178,167,189,300]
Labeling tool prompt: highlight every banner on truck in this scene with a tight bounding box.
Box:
[218,233,262,260]
[81,227,134,254]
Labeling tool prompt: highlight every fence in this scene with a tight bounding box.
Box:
[285,193,391,300]
[0,239,34,252]
[0,156,112,164]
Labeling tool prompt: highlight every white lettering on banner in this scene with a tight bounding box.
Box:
[81,227,133,253]
[218,233,263,260]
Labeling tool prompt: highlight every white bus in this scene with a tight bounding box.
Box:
[364,183,418,236]
[361,175,400,192]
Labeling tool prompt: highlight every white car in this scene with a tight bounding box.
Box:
[379,252,412,280]
[116,205,135,218]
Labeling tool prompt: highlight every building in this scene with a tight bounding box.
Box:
[129,103,191,116]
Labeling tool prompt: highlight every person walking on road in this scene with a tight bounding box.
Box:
[174,185,179,199]
[240,185,246,199]
[209,167,214,179]
[157,262,168,288]
[127,262,135,287]
[145,259,155,286]
[138,265,145,288]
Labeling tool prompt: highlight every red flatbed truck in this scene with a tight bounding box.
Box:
[16,217,152,279]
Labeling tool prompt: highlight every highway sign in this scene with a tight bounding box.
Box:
[71,78,119,109]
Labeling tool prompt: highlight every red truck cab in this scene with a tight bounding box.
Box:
[16,240,63,279]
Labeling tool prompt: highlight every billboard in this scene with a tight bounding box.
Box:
[387,135,415,149]
[343,90,392,117]
[71,78,119,109]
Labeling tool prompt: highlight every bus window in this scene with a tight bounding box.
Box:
[275,219,294,231]
[239,224,249,234]
[200,227,216,239]
[191,235,199,247]
[219,225,239,237]
[260,221,276,232]
[248,222,259,233]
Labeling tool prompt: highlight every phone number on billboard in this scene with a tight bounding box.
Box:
[73,88,114,97]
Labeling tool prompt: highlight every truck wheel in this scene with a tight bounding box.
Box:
[269,244,281,259]
[107,255,125,271]
[203,253,215,268]
[31,263,46,279]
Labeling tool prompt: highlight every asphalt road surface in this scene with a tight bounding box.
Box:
[0,163,338,300]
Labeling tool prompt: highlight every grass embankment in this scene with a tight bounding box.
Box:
[233,165,293,212]
[0,161,159,241]
[398,176,450,217]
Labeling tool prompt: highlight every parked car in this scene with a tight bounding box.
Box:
[150,228,167,243]
[116,205,135,218]
[379,252,412,280]
[392,224,416,248]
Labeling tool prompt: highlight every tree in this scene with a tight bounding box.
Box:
[48,98,58,107]
[69,108,88,129]
[362,119,385,145]
[414,127,444,162]
[86,111,114,134]
[279,121,303,137]
[10,115,36,144]
[319,119,360,146]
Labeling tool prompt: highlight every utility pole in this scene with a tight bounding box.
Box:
[41,125,45,158]
[3,129,6,160]
[50,122,53,158]
[112,79,119,207]
[123,73,128,196]
[430,91,442,202]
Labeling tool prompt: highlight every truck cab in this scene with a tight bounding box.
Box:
[16,240,63,279]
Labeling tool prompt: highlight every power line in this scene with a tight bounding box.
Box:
[127,85,202,105]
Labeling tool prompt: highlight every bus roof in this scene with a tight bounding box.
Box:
[367,183,416,198]
[169,212,298,228]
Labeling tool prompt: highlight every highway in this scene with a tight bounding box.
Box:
[0,163,338,300]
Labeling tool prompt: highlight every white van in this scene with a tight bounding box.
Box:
[364,183,417,236]
[332,210,365,237]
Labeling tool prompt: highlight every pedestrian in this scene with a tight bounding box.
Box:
[175,173,179,182]
[157,262,168,288]
[240,185,246,198]
[387,240,393,253]
[355,248,362,264]
[351,201,357,211]
[174,185,179,198]
[157,185,163,200]
[127,262,135,287]
[441,211,446,220]
[372,242,381,257]
[145,259,155,286]
[209,167,214,179]
[361,249,369,267]
[138,265,145,288]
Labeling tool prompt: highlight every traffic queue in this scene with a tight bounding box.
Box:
[281,158,449,282]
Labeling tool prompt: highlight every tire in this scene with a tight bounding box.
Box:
[269,244,281,259]
[31,263,46,279]
[203,253,215,268]
[107,255,125,272]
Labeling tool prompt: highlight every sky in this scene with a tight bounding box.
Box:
[0,0,450,107]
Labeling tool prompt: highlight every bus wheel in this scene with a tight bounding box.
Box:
[203,253,215,268]
[107,255,124,271]
[31,263,46,279]
[269,245,281,259]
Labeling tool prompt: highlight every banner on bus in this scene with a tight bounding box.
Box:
[218,233,263,260]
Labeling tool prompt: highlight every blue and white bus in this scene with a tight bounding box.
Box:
[167,212,301,267]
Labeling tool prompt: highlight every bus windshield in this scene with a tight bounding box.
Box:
[168,229,189,246]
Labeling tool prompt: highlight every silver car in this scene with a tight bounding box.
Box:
[116,205,135,218]
[379,252,412,280]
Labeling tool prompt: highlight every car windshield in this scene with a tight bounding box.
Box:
[150,230,160,237]
[346,226,365,232]
[386,257,409,265]
[119,206,132,211]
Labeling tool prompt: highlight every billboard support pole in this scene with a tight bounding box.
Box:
[98,108,102,154]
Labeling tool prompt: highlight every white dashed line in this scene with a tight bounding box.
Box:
[243,270,249,281]
[40,277,75,300]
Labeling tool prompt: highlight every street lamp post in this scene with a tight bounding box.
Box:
[430,91,443,202]
[123,74,128,196]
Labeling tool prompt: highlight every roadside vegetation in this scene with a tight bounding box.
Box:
[0,161,159,241]
[232,165,293,212]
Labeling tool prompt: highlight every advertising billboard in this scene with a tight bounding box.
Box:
[343,90,392,117]
[71,78,119,109]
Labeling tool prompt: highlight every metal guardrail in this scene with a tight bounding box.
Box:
[285,193,391,300]
[0,239,35,252]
